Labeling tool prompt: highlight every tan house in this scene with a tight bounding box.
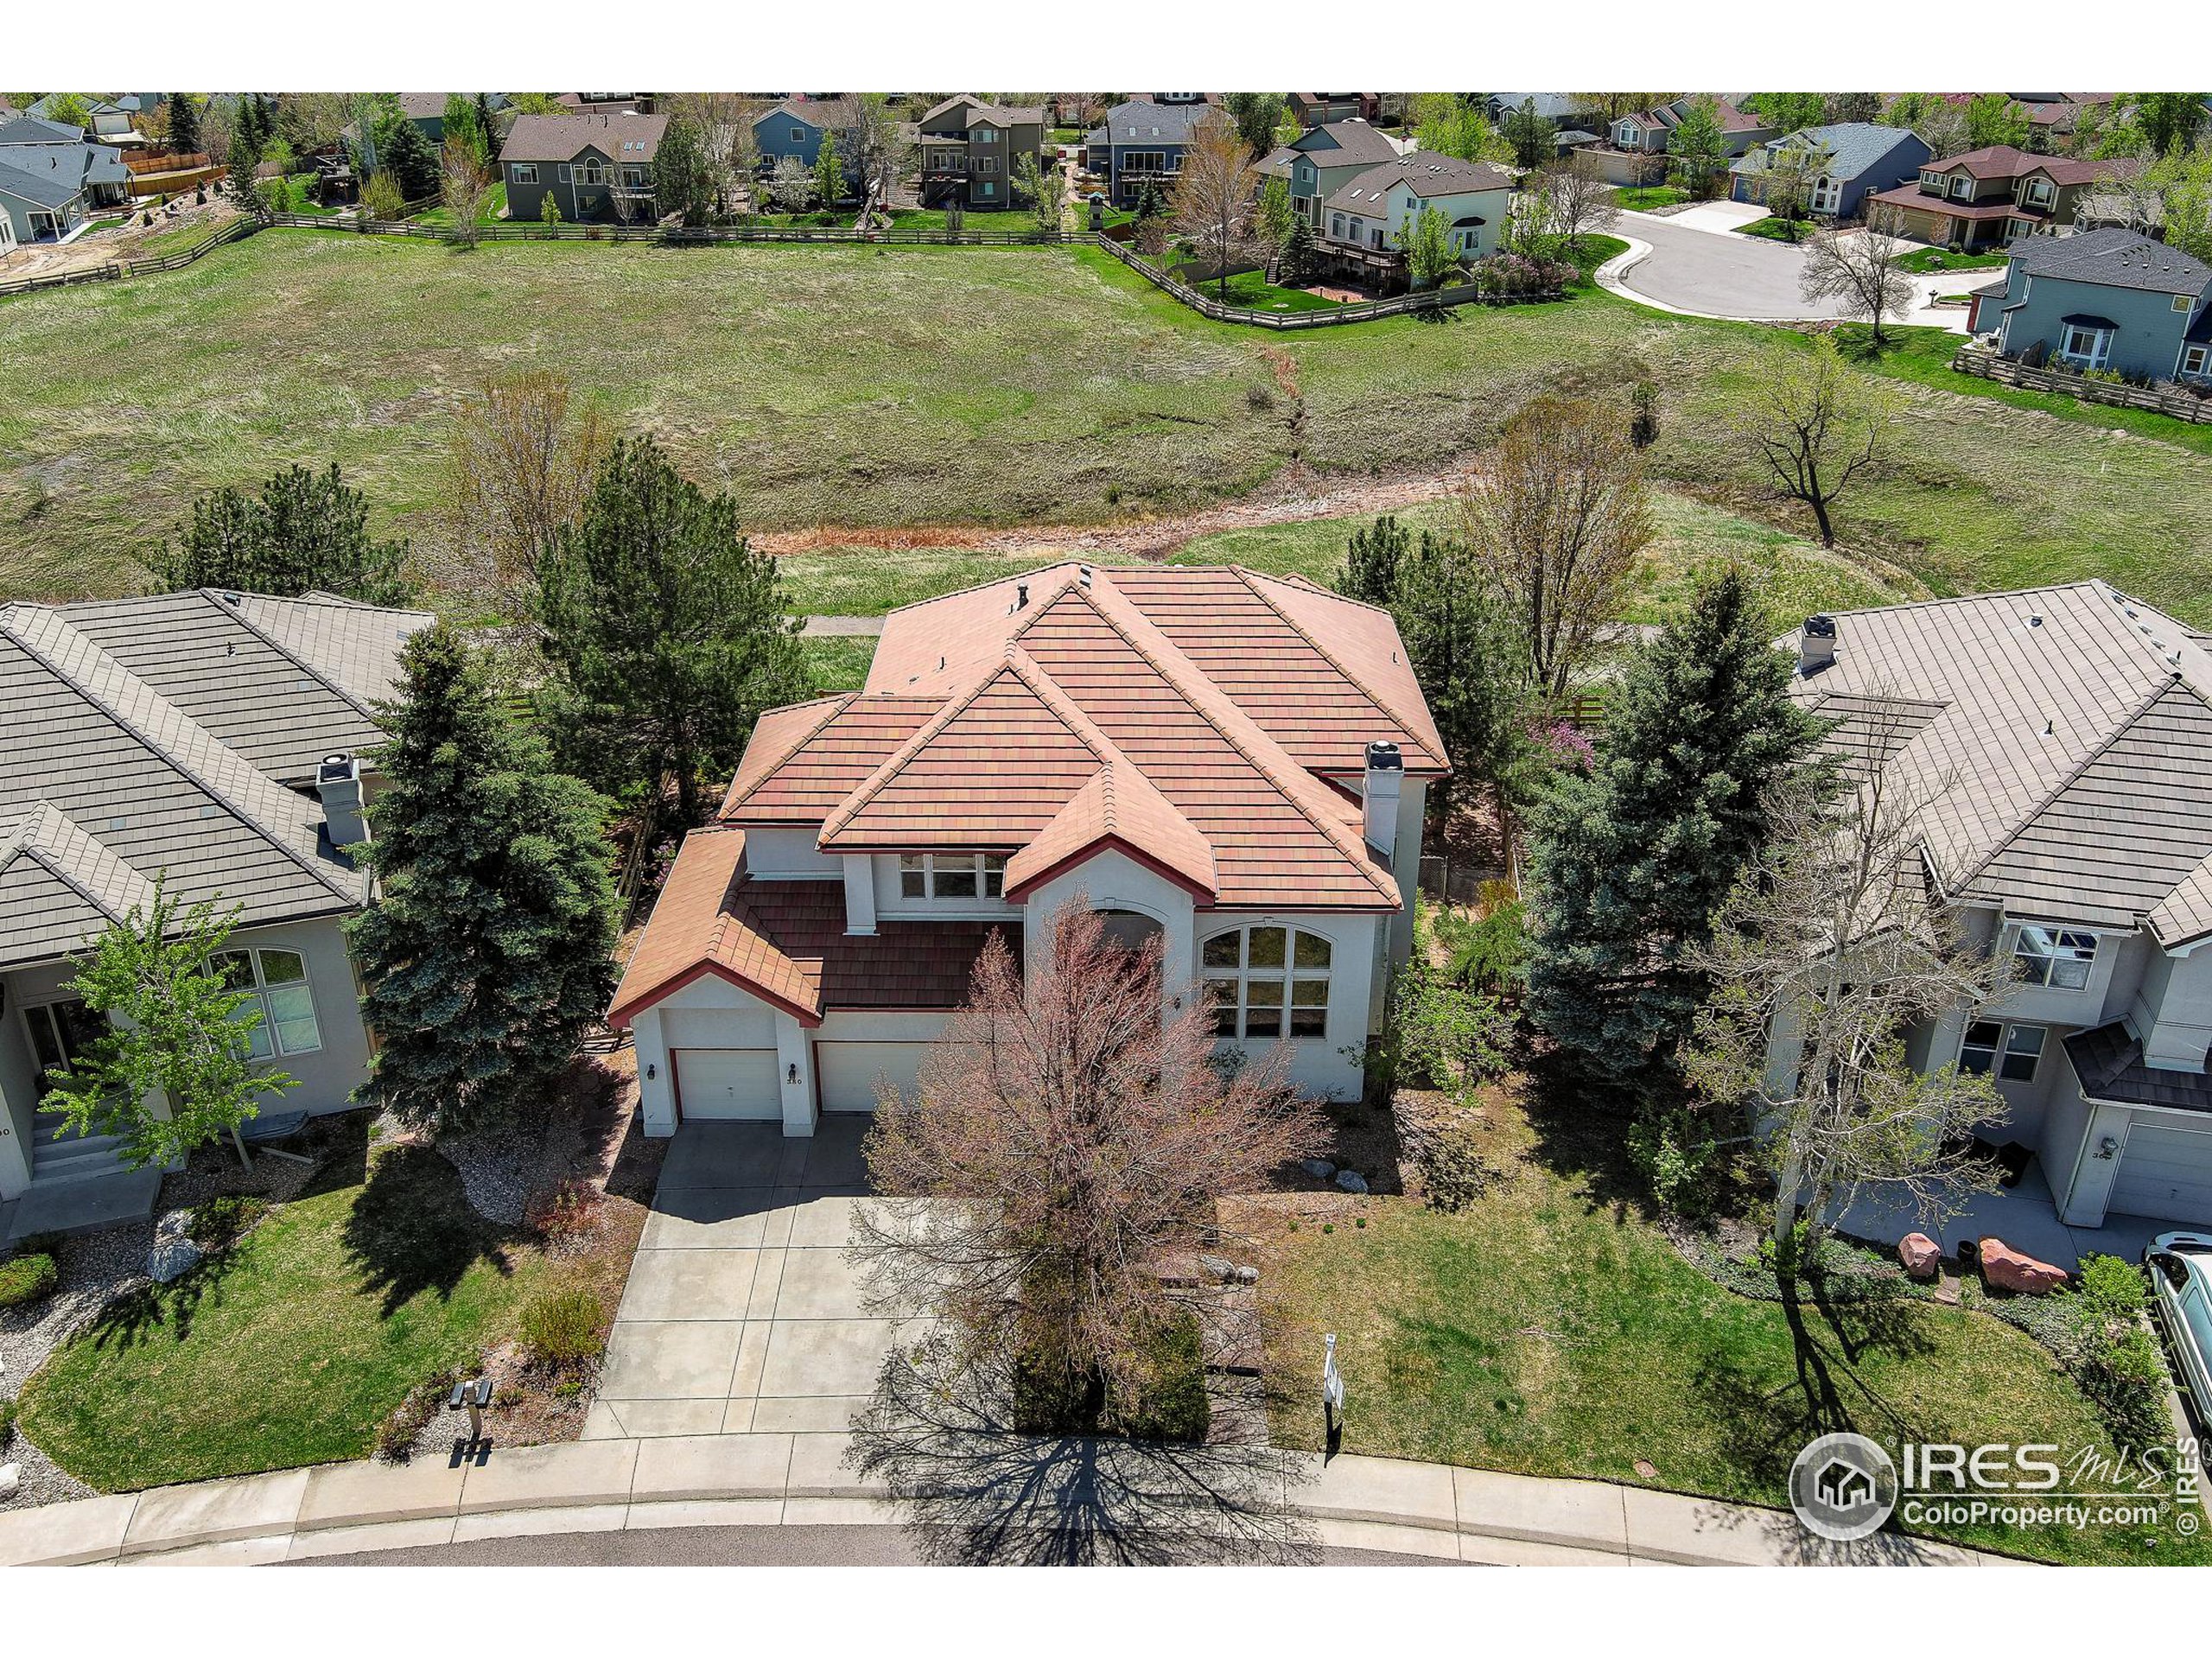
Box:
[1866,146,2139,252]
[913,95,1046,213]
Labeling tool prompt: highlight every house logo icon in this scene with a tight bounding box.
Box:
[1789,1433,1898,1542]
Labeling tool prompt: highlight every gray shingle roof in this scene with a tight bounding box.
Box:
[2005,226,2212,297]
[499,111,667,165]
[1103,99,1216,145]
[1292,120,1402,168]
[233,591,435,710]
[1788,581,2212,936]
[0,594,420,972]
[1324,153,1515,213]
[2066,1021,2212,1113]
[1732,121,1924,181]
[0,156,82,209]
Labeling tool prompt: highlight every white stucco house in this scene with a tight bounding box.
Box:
[1777,582,2212,1230]
[609,563,1446,1135]
[0,589,429,1235]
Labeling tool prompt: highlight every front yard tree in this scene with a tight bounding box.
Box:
[1503,98,1554,169]
[350,623,618,1135]
[653,115,715,226]
[1666,96,1728,198]
[812,131,847,213]
[155,461,415,605]
[1525,565,1822,1090]
[1685,738,2008,1263]
[1539,153,1618,256]
[1396,204,1463,290]
[42,882,300,1170]
[536,435,807,826]
[855,902,1322,1432]
[1172,113,1260,301]
[1735,335,1899,548]
[1459,396,1651,697]
[1798,203,1914,346]
[1744,138,1829,241]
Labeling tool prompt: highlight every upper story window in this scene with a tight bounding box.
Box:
[215,947,322,1057]
[1919,168,1946,192]
[512,163,539,185]
[1201,925,1331,1040]
[899,852,1006,900]
[2174,293,2196,313]
[1948,173,1974,200]
[2020,176,2055,207]
[2012,925,2097,990]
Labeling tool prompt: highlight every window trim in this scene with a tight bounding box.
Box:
[216,946,324,1059]
[512,162,539,186]
[1960,1019,2045,1084]
[2011,924,2099,991]
[1200,924,1333,1042]
[2173,293,2196,314]
[2183,343,2209,377]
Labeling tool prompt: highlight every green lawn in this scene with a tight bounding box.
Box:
[1897,245,2010,275]
[1735,216,1808,242]
[1258,1086,2209,1567]
[16,1129,568,1491]
[1611,185,1688,212]
[798,632,877,693]
[1191,268,1345,313]
[411,181,508,226]
[5,232,2212,626]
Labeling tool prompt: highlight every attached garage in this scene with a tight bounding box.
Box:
[2108,1122,2212,1225]
[817,1041,930,1113]
[672,1048,780,1120]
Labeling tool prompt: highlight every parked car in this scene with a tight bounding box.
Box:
[2146,1232,2212,1421]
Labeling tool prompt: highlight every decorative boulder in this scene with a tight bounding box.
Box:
[1198,1254,1236,1283]
[148,1236,202,1285]
[0,1463,19,1501]
[1897,1233,1942,1279]
[1334,1170,1369,1195]
[1232,1264,1260,1285]
[1979,1236,2069,1294]
[1300,1159,1337,1181]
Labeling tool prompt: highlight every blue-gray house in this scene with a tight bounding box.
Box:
[0,116,130,245]
[1084,99,1217,207]
[1968,227,2212,385]
[753,98,860,174]
[1730,122,1931,219]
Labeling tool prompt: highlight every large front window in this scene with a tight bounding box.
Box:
[1960,1020,2045,1082]
[1202,925,1331,1041]
[898,853,1006,900]
[2012,925,2097,990]
[215,947,322,1058]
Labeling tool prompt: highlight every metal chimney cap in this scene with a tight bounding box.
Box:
[1802,613,1837,639]
[1365,741,1403,770]
[317,752,359,782]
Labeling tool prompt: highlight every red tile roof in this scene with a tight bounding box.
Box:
[1003,762,1217,902]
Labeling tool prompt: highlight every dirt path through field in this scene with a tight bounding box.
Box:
[751,458,1484,563]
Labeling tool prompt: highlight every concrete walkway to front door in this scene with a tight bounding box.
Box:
[587,1118,916,1440]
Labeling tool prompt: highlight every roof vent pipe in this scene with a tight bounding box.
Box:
[316,752,368,852]
[1078,563,1093,589]
[1799,614,1837,675]
[1015,582,1030,611]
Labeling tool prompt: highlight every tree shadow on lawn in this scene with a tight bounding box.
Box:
[342,1143,519,1317]
[79,1240,251,1352]
[1513,1050,1663,1222]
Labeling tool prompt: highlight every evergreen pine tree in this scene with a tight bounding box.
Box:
[1524,565,1822,1090]
[155,462,414,605]
[653,116,714,226]
[536,436,807,826]
[1336,514,1408,607]
[349,624,618,1134]
[378,114,440,201]
[1281,214,1314,285]
[167,93,201,156]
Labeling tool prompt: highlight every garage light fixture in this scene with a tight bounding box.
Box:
[787,1063,800,1084]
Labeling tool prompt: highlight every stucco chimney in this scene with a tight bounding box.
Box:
[317,753,368,852]
[1799,613,1837,676]
[1363,741,1402,857]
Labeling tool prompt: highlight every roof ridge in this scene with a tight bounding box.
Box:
[719,694,856,818]
[199,588,389,726]
[1231,565,1443,770]
[0,607,359,907]
[1075,578,1398,905]
[0,801,156,931]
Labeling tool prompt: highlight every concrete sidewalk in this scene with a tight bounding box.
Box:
[0,1434,2004,1567]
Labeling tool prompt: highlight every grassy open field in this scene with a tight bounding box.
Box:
[4,229,2212,623]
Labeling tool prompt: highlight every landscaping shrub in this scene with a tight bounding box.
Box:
[1414,1128,1499,1213]
[1627,1108,1723,1220]
[519,1287,607,1369]
[188,1194,270,1249]
[524,1178,604,1245]
[1391,960,1511,1097]
[1116,1313,1211,1444]
[0,1395,16,1447]
[374,1366,462,1462]
[0,1253,59,1310]
[2065,1255,2171,1454]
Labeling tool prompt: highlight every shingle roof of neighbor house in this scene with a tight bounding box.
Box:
[1785,581,2212,947]
[1294,120,1404,168]
[1103,99,1217,144]
[0,591,427,971]
[499,111,668,164]
[1325,154,1514,213]
[1914,145,2137,187]
[2002,226,2212,296]
[611,565,1441,1025]
[918,94,1044,127]
[1732,122,1922,180]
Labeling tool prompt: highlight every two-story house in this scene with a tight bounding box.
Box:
[608,563,1446,1135]
[1314,154,1515,292]
[751,97,861,178]
[1589,97,1773,186]
[1966,226,2211,384]
[499,111,665,224]
[1084,99,1218,208]
[1288,94,1380,130]
[1866,146,2140,252]
[913,95,1045,213]
[1729,122,1932,219]
[1779,583,2212,1229]
[1276,119,1408,232]
[0,590,429,1240]
[0,115,131,244]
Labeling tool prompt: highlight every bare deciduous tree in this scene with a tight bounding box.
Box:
[1684,724,2008,1261]
[1539,152,1618,254]
[1734,336,1900,547]
[1799,204,1915,345]
[843,93,909,212]
[443,371,612,615]
[1458,396,1652,696]
[1171,111,1260,302]
[1742,137,1833,241]
[853,899,1322,1424]
[439,139,493,247]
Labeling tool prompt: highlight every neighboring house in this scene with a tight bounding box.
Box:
[913,95,1044,212]
[391,93,505,145]
[753,97,861,175]
[1483,92,1597,130]
[0,590,431,1217]
[0,115,130,245]
[1289,94,1380,129]
[1315,153,1516,291]
[1086,99,1218,207]
[1281,119,1407,231]
[24,96,143,148]
[1966,226,2212,383]
[1866,146,2139,251]
[609,563,1446,1135]
[1777,582,2212,1230]
[499,111,667,224]
[1729,122,1933,219]
[555,93,652,116]
[1588,96,1773,185]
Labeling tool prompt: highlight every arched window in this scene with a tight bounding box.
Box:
[1200,925,1331,1040]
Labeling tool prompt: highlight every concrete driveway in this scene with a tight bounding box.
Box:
[588,1117,918,1440]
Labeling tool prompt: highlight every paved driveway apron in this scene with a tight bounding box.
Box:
[589,1118,913,1440]
[1612,207,1857,321]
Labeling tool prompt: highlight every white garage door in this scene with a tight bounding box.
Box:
[817,1042,930,1113]
[2109,1123,2212,1225]
[673,1048,779,1120]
